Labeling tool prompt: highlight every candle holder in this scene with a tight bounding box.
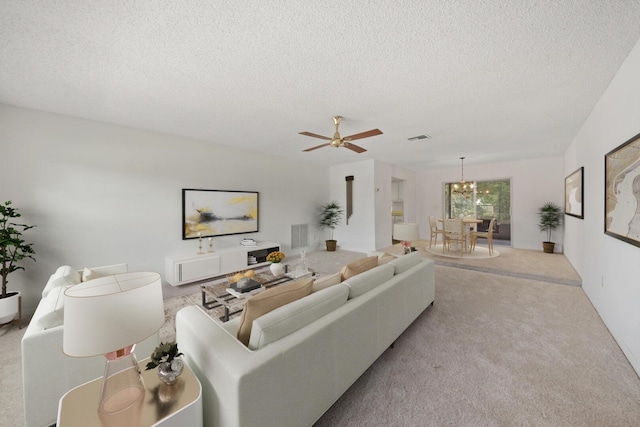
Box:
[208,237,214,253]
[197,233,205,254]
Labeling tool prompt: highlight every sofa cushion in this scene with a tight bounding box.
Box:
[36,286,67,329]
[82,263,128,281]
[312,272,342,293]
[342,264,395,299]
[249,284,349,350]
[42,266,81,298]
[388,251,422,275]
[237,277,313,346]
[340,255,378,281]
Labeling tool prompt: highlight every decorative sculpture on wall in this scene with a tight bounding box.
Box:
[346,176,354,225]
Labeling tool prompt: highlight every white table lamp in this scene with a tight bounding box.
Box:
[393,222,420,254]
[63,272,164,416]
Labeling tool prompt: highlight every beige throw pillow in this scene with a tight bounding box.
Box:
[237,278,313,346]
[340,255,378,281]
[312,272,342,293]
[378,252,397,265]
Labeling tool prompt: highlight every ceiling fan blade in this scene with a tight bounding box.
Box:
[344,143,367,153]
[299,131,331,140]
[343,129,383,141]
[303,143,331,152]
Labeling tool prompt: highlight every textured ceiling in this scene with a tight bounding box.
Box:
[1,1,640,170]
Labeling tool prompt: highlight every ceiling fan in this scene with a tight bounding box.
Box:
[299,116,383,153]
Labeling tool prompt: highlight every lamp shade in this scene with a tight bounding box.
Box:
[393,222,419,242]
[63,272,164,357]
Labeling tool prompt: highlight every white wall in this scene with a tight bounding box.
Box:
[0,105,328,316]
[416,156,564,251]
[563,37,640,374]
[329,160,376,252]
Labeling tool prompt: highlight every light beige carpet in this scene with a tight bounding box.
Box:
[314,265,640,426]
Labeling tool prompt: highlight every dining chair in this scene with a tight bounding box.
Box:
[470,217,496,255]
[429,216,444,248]
[443,218,466,256]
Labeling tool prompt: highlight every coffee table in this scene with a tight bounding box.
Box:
[201,270,315,322]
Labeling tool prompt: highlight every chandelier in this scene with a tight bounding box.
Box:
[452,157,474,199]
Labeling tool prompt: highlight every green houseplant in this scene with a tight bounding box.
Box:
[538,202,562,253]
[0,201,36,324]
[319,201,343,251]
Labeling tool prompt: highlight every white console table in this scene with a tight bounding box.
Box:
[165,241,280,286]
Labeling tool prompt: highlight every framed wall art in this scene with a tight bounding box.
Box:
[182,189,259,239]
[564,167,584,219]
[605,132,640,247]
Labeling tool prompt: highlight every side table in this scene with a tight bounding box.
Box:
[57,358,202,427]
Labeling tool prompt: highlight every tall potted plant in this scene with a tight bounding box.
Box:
[319,201,343,251]
[538,202,562,253]
[0,201,36,324]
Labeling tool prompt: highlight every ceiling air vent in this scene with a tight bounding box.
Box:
[408,134,431,141]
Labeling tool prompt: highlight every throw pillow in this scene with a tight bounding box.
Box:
[312,272,342,293]
[82,267,99,282]
[378,252,397,265]
[42,265,81,298]
[340,255,378,281]
[237,277,313,346]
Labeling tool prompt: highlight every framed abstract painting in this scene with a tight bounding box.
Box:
[182,189,259,239]
[605,132,640,247]
[564,167,584,219]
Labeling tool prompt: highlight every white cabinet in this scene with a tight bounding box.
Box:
[165,241,280,286]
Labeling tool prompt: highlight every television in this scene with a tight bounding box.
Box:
[182,189,259,239]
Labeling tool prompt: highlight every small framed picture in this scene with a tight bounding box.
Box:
[564,167,584,219]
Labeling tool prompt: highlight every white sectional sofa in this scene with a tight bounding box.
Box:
[21,263,160,427]
[176,252,435,427]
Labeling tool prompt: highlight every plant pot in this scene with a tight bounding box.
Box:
[542,241,555,253]
[0,291,20,324]
[325,240,337,252]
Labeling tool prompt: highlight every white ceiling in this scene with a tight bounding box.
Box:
[2,1,640,170]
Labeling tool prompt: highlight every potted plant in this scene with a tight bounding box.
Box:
[319,201,343,251]
[538,202,562,253]
[1,201,36,325]
[145,341,184,385]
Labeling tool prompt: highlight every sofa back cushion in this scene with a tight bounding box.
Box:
[37,286,67,329]
[42,266,81,298]
[249,284,349,350]
[237,278,313,346]
[388,251,422,275]
[340,255,378,281]
[342,263,395,299]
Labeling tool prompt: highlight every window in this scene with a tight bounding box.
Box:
[445,179,511,240]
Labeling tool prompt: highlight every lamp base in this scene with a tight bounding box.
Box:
[99,346,145,416]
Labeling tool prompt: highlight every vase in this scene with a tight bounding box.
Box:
[157,358,184,386]
[270,262,284,276]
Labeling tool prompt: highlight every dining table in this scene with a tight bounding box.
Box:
[439,217,483,253]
